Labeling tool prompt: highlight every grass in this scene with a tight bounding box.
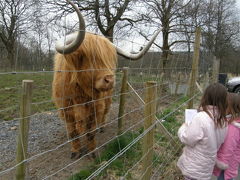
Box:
[157,96,188,135]
[152,95,188,178]
[69,169,92,180]
[0,73,54,120]
[69,132,141,180]
[129,74,164,84]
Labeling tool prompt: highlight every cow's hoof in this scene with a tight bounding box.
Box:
[70,147,88,159]
[76,147,88,158]
[87,152,96,160]
[99,127,105,133]
[70,152,78,159]
[91,152,96,159]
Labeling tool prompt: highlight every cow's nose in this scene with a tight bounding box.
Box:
[104,75,114,84]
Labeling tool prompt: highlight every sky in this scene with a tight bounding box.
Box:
[116,0,240,52]
[54,0,240,52]
[237,0,240,7]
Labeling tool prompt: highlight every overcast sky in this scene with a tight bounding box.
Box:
[237,0,240,7]
[118,0,240,52]
[55,1,240,53]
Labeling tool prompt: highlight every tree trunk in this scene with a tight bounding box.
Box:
[7,48,15,70]
[106,27,114,42]
[161,30,170,71]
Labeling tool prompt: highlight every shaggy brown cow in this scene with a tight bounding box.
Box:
[52,0,161,158]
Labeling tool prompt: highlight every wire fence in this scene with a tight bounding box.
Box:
[0,27,219,180]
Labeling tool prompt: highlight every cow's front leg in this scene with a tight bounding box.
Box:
[60,109,81,159]
[94,100,106,133]
[86,115,97,157]
[74,104,90,158]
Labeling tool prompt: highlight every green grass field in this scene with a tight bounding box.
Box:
[0,73,54,121]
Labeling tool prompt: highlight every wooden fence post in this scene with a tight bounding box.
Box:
[16,80,34,180]
[203,71,210,91]
[118,67,129,134]
[212,56,220,83]
[157,72,164,110]
[188,27,201,109]
[142,81,157,180]
[175,72,181,95]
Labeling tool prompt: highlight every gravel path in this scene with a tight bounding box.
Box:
[0,112,68,179]
[0,112,64,164]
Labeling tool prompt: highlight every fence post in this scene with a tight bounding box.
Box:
[188,27,201,109]
[16,80,34,180]
[118,67,129,134]
[175,72,181,95]
[157,72,164,110]
[203,71,210,91]
[142,81,157,180]
[212,56,220,83]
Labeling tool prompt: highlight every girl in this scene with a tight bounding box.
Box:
[177,83,228,180]
[213,93,240,180]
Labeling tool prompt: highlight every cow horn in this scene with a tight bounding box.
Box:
[55,0,85,54]
[116,28,161,60]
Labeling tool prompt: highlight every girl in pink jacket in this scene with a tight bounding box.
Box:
[213,93,240,180]
[177,83,228,180]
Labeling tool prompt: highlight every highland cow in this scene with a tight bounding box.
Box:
[52,0,161,158]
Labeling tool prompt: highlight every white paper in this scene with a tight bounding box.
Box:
[185,109,197,124]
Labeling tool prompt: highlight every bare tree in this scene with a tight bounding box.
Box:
[0,0,34,69]
[44,0,144,42]
[200,0,240,71]
[147,0,240,72]
[179,0,205,56]
[142,0,192,69]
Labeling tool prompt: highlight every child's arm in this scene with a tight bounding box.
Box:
[219,126,239,163]
[178,115,204,147]
[215,159,229,170]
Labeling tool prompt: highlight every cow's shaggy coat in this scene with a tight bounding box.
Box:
[52,33,117,157]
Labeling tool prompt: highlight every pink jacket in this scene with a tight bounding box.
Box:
[213,118,240,179]
[177,107,227,180]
